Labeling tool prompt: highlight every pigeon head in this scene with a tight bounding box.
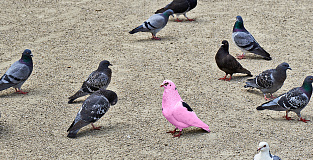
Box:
[160,80,176,90]
[257,142,270,152]
[221,40,229,48]
[20,49,33,64]
[163,9,174,17]
[99,89,118,105]
[277,62,292,71]
[22,49,33,57]
[98,60,112,70]
[233,16,246,32]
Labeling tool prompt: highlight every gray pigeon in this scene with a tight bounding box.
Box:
[0,49,33,94]
[155,0,197,22]
[68,60,112,104]
[245,62,291,100]
[67,89,118,138]
[257,76,313,123]
[232,16,272,60]
[215,40,252,81]
[129,9,174,40]
[254,142,281,160]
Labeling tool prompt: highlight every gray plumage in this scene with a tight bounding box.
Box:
[67,89,118,138]
[232,16,271,60]
[155,0,197,21]
[0,49,33,94]
[257,76,313,122]
[215,40,252,81]
[129,9,174,40]
[245,62,291,100]
[68,60,112,104]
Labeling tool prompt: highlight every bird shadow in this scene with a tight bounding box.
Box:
[235,54,268,61]
[67,100,84,104]
[70,122,129,139]
[134,36,176,42]
[179,128,210,138]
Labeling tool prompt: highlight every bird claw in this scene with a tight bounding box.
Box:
[152,36,161,40]
[91,124,101,130]
[236,54,246,60]
[283,116,293,121]
[175,18,183,22]
[186,18,195,21]
[16,90,28,94]
[299,117,310,123]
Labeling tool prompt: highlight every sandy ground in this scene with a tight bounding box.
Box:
[0,0,313,159]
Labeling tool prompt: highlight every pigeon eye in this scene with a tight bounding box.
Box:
[263,145,266,147]
[310,78,312,80]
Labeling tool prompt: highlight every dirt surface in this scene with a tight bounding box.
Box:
[0,0,313,159]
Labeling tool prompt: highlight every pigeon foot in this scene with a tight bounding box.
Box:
[299,117,310,123]
[236,54,246,60]
[173,131,182,138]
[167,128,178,135]
[91,123,101,130]
[152,36,161,40]
[186,18,195,21]
[15,89,28,94]
[283,116,293,120]
[175,18,183,22]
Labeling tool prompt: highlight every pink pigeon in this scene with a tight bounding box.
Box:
[160,80,210,137]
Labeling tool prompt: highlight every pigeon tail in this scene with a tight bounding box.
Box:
[244,79,257,88]
[68,90,89,104]
[257,100,285,111]
[67,132,77,138]
[252,48,272,60]
[129,25,143,34]
[239,68,252,77]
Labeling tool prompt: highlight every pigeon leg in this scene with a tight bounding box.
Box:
[236,53,246,60]
[225,75,232,81]
[174,18,183,22]
[151,34,161,40]
[167,128,178,134]
[218,74,228,80]
[283,111,293,120]
[299,117,310,123]
[173,130,182,138]
[15,88,28,94]
[91,123,101,130]
[264,94,271,101]
[270,93,276,99]
[184,14,195,21]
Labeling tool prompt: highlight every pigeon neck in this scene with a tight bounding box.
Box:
[233,21,246,32]
[301,82,312,98]
[20,55,32,65]
[162,88,182,108]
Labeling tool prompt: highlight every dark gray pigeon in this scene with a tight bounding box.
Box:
[155,0,197,22]
[68,60,112,104]
[245,62,291,100]
[254,142,281,160]
[215,40,252,81]
[129,9,174,40]
[67,89,118,138]
[0,49,33,94]
[257,76,313,123]
[232,16,272,60]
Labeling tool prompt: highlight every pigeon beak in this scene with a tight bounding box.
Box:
[288,67,292,70]
[257,147,262,152]
[30,53,33,57]
[160,82,169,87]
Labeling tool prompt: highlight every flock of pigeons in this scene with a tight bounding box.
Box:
[0,0,311,159]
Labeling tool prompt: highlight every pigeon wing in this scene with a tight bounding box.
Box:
[80,94,110,123]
